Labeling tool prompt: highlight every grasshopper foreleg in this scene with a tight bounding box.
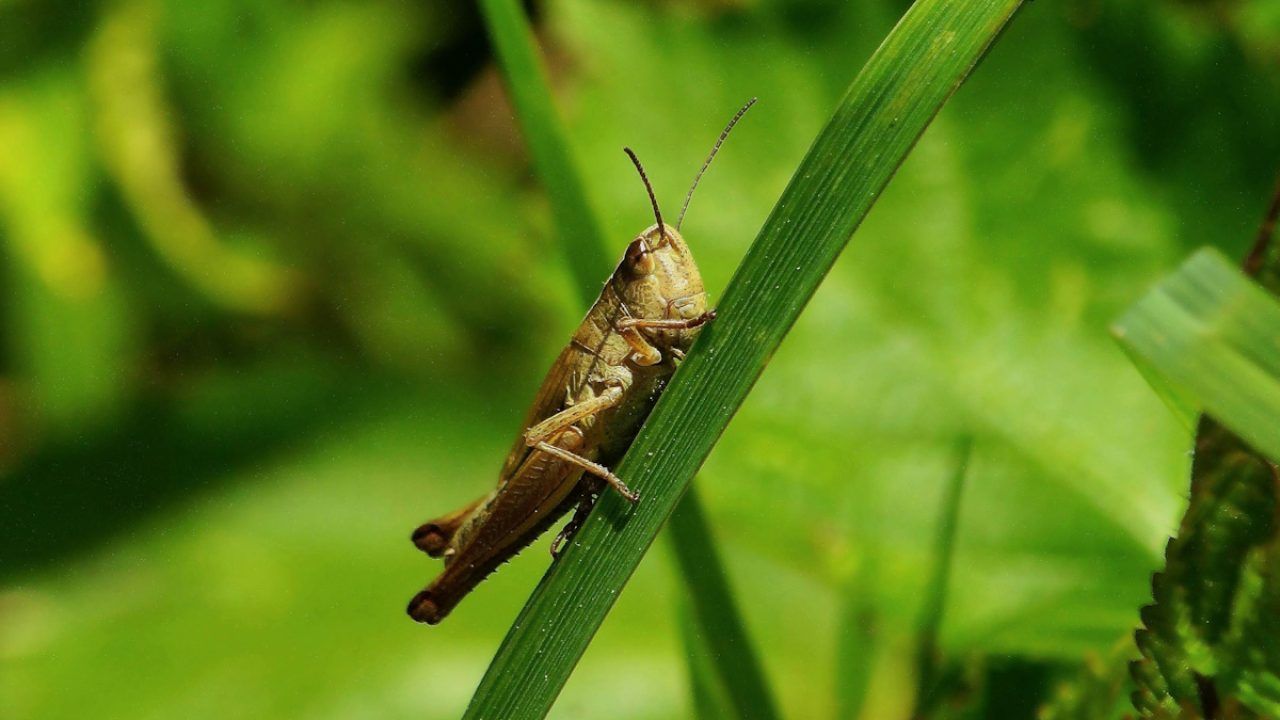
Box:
[615,309,716,332]
[616,325,662,366]
[615,310,716,366]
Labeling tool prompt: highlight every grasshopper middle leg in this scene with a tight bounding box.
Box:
[550,487,601,557]
[522,385,639,503]
[533,440,639,503]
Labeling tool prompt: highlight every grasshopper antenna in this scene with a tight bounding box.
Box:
[624,147,665,240]
[676,97,757,230]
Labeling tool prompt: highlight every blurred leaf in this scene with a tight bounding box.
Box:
[463,0,1025,716]
[913,438,972,718]
[1038,644,1134,720]
[0,354,365,579]
[0,68,133,435]
[678,600,736,720]
[1071,0,1280,265]
[478,0,610,304]
[1113,248,1280,463]
[1116,342,1201,433]
[156,0,563,359]
[1118,241,1280,716]
[667,488,781,720]
[835,549,880,720]
[88,0,300,316]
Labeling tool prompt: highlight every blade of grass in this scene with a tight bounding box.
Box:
[465,1,1025,716]
[478,2,780,716]
[668,486,780,720]
[1112,248,1280,464]
[835,428,886,720]
[478,0,610,296]
[912,438,973,718]
[678,597,736,720]
[835,550,880,720]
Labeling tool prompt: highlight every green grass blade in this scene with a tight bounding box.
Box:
[464,1,1024,716]
[478,2,780,715]
[1112,248,1280,463]
[668,486,781,720]
[478,0,610,300]
[913,438,973,717]
[835,553,880,720]
[677,596,736,720]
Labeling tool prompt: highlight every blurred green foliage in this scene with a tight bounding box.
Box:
[0,1,1278,719]
[1118,243,1280,716]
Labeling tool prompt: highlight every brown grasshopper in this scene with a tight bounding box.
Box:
[407,100,755,624]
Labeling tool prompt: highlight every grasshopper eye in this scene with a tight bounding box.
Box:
[625,238,656,275]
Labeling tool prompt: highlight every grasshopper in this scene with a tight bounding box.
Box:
[407,100,755,624]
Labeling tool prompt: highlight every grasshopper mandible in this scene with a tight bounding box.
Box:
[407,100,755,624]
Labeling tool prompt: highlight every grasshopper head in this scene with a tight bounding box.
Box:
[630,223,696,276]
[620,223,708,352]
[615,99,752,345]
[625,224,701,288]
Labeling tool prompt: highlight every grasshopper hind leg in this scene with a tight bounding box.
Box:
[408,484,583,624]
[411,494,488,557]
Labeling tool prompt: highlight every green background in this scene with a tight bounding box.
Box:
[1,0,1278,717]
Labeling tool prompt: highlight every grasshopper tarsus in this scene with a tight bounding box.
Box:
[595,463,639,504]
[549,532,568,558]
[616,474,641,504]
